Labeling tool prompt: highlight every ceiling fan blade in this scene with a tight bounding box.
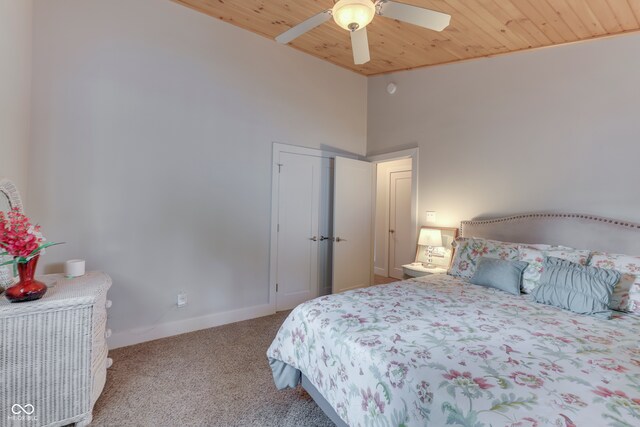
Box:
[350,27,370,65]
[378,1,451,31]
[275,10,332,44]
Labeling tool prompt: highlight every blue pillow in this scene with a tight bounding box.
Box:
[470,257,529,295]
[531,257,621,319]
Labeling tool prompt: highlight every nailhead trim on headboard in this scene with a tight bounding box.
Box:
[461,213,640,231]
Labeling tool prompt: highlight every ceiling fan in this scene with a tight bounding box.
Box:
[275,0,451,65]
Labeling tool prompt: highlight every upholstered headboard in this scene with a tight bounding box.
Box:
[461,213,640,256]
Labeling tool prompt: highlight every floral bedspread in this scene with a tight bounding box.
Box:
[266,274,640,427]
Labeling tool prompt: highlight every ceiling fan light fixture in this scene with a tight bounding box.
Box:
[332,0,376,31]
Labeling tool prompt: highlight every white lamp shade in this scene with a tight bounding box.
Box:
[332,0,376,31]
[418,228,443,247]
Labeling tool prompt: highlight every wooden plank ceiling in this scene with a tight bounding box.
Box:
[172,0,640,75]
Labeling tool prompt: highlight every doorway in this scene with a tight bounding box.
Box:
[274,151,334,311]
[269,143,374,312]
[370,149,418,282]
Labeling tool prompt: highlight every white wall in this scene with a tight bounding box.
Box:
[374,158,411,276]
[368,33,640,227]
[0,0,32,198]
[29,0,367,347]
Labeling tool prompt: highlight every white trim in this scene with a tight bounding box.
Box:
[269,142,360,312]
[367,148,419,278]
[368,148,418,163]
[108,303,273,349]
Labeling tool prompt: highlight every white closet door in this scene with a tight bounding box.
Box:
[333,157,373,294]
[276,152,322,310]
[317,157,334,296]
[388,170,413,279]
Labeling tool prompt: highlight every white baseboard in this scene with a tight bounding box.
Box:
[374,267,387,276]
[108,303,275,349]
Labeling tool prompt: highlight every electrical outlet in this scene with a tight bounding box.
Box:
[177,292,187,308]
[426,211,437,223]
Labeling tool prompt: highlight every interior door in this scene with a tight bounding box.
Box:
[332,157,373,294]
[276,152,322,310]
[388,170,413,279]
[317,157,334,296]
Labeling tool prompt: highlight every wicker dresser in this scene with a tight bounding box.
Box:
[0,272,112,426]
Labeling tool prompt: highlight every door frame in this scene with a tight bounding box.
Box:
[367,148,419,279]
[269,142,360,313]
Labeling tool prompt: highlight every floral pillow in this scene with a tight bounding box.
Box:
[589,252,640,314]
[518,245,591,293]
[448,237,519,279]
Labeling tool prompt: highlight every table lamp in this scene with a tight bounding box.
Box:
[418,228,443,268]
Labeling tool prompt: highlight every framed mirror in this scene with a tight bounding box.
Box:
[0,179,24,289]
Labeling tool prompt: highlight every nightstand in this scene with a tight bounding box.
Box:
[402,263,447,278]
[0,272,112,426]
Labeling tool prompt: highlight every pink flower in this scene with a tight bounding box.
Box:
[358,335,382,347]
[588,358,628,373]
[361,387,385,416]
[416,381,433,404]
[584,335,612,345]
[506,357,520,366]
[341,313,367,327]
[510,372,543,389]
[384,315,402,323]
[539,362,564,373]
[291,328,305,346]
[414,349,431,360]
[593,386,640,405]
[471,244,489,257]
[509,418,538,427]
[625,263,640,273]
[431,322,463,333]
[443,370,493,390]
[465,345,493,359]
[532,332,572,344]
[561,393,587,407]
[386,361,408,388]
[595,260,616,269]
[0,208,44,258]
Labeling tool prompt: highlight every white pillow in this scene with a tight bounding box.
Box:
[448,237,519,279]
[518,245,591,293]
[589,252,640,314]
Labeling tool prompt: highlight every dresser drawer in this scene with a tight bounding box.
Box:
[0,272,112,427]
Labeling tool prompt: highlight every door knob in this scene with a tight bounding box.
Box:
[309,236,318,241]
[335,237,347,242]
[389,229,395,233]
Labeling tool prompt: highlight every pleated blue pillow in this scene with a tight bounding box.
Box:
[531,257,621,319]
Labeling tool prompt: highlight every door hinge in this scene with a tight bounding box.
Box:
[277,163,283,173]
[276,283,279,292]
[277,224,280,232]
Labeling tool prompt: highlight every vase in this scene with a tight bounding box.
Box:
[5,255,47,303]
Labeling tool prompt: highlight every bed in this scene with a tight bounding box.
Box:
[267,213,640,426]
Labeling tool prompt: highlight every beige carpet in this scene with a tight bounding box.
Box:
[92,311,334,426]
